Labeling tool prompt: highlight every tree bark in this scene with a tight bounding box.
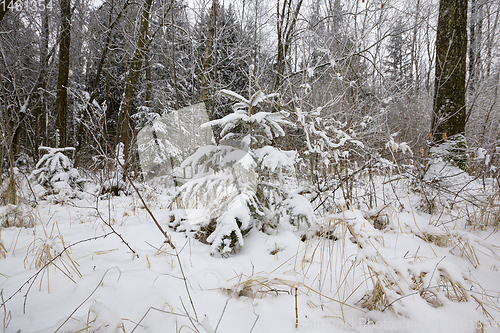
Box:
[485,1,499,78]
[33,10,49,158]
[55,0,72,148]
[275,0,304,91]
[0,0,17,21]
[0,75,16,204]
[118,0,155,175]
[431,0,468,142]
[468,0,482,94]
[201,0,217,119]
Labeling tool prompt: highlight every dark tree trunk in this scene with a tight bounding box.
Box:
[118,0,155,175]
[0,75,16,204]
[33,10,49,159]
[201,0,217,119]
[468,0,482,94]
[274,0,304,91]
[55,0,72,148]
[145,49,152,108]
[431,0,468,142]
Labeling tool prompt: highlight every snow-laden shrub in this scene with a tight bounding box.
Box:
[99,143,130,196]
[174,90,315,256]
[292,100,368,211]
[31,147,82,198]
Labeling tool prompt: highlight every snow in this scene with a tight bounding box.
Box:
[1,172,499,333]
[284,191,316,227]
[254,146,296,172]
[2,93,500,332]
[222,150,255,169]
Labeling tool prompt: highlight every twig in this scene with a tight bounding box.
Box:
[294,286,299,329]
[1,290,11,333]
[17,170,38,206]
[427,256,446,289]
[180,297,200,333]
[54,268,113,332]
[121,169,176,249]
[248,308,259,333]
[0,233,112,313]
[175,242,199,322]
[130,306,199,333]
[94,201,138,257]
[215,273,243,333]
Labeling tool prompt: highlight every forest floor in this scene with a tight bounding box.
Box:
[1,172,500,333]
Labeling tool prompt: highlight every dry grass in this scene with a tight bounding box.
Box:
[294,204,481,318]
[0,239,6,259]
[417,228,499,268]
[24,221,82,291]
[138,186,161,210]
[223,272,296,298]
[0,204,36,228]
[468,192,500,229]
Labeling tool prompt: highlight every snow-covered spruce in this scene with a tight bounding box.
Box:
[173,90,315,256]
[31,147,82,198]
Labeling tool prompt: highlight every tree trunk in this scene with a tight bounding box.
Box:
[274,0,304,91]
[410,0,421,95]
[118,0,155,175]
[201,0,217,119]
[431,0,468,142]
[55,0,72,148]
[34,10,49,158]
[0,75,16,205]
[468,0,482,94]
[145,47,152,108]
[485,1,499,78]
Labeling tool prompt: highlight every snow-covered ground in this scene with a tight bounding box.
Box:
[1,172,500,333]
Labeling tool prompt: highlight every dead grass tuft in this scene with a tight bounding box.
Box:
[24,222,82,291]
[468,192,500,229]
[1,204,36,228]
[224,272,296,299]
[0,239,6,258]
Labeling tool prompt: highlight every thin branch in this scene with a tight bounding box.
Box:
[0,233,113,313]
